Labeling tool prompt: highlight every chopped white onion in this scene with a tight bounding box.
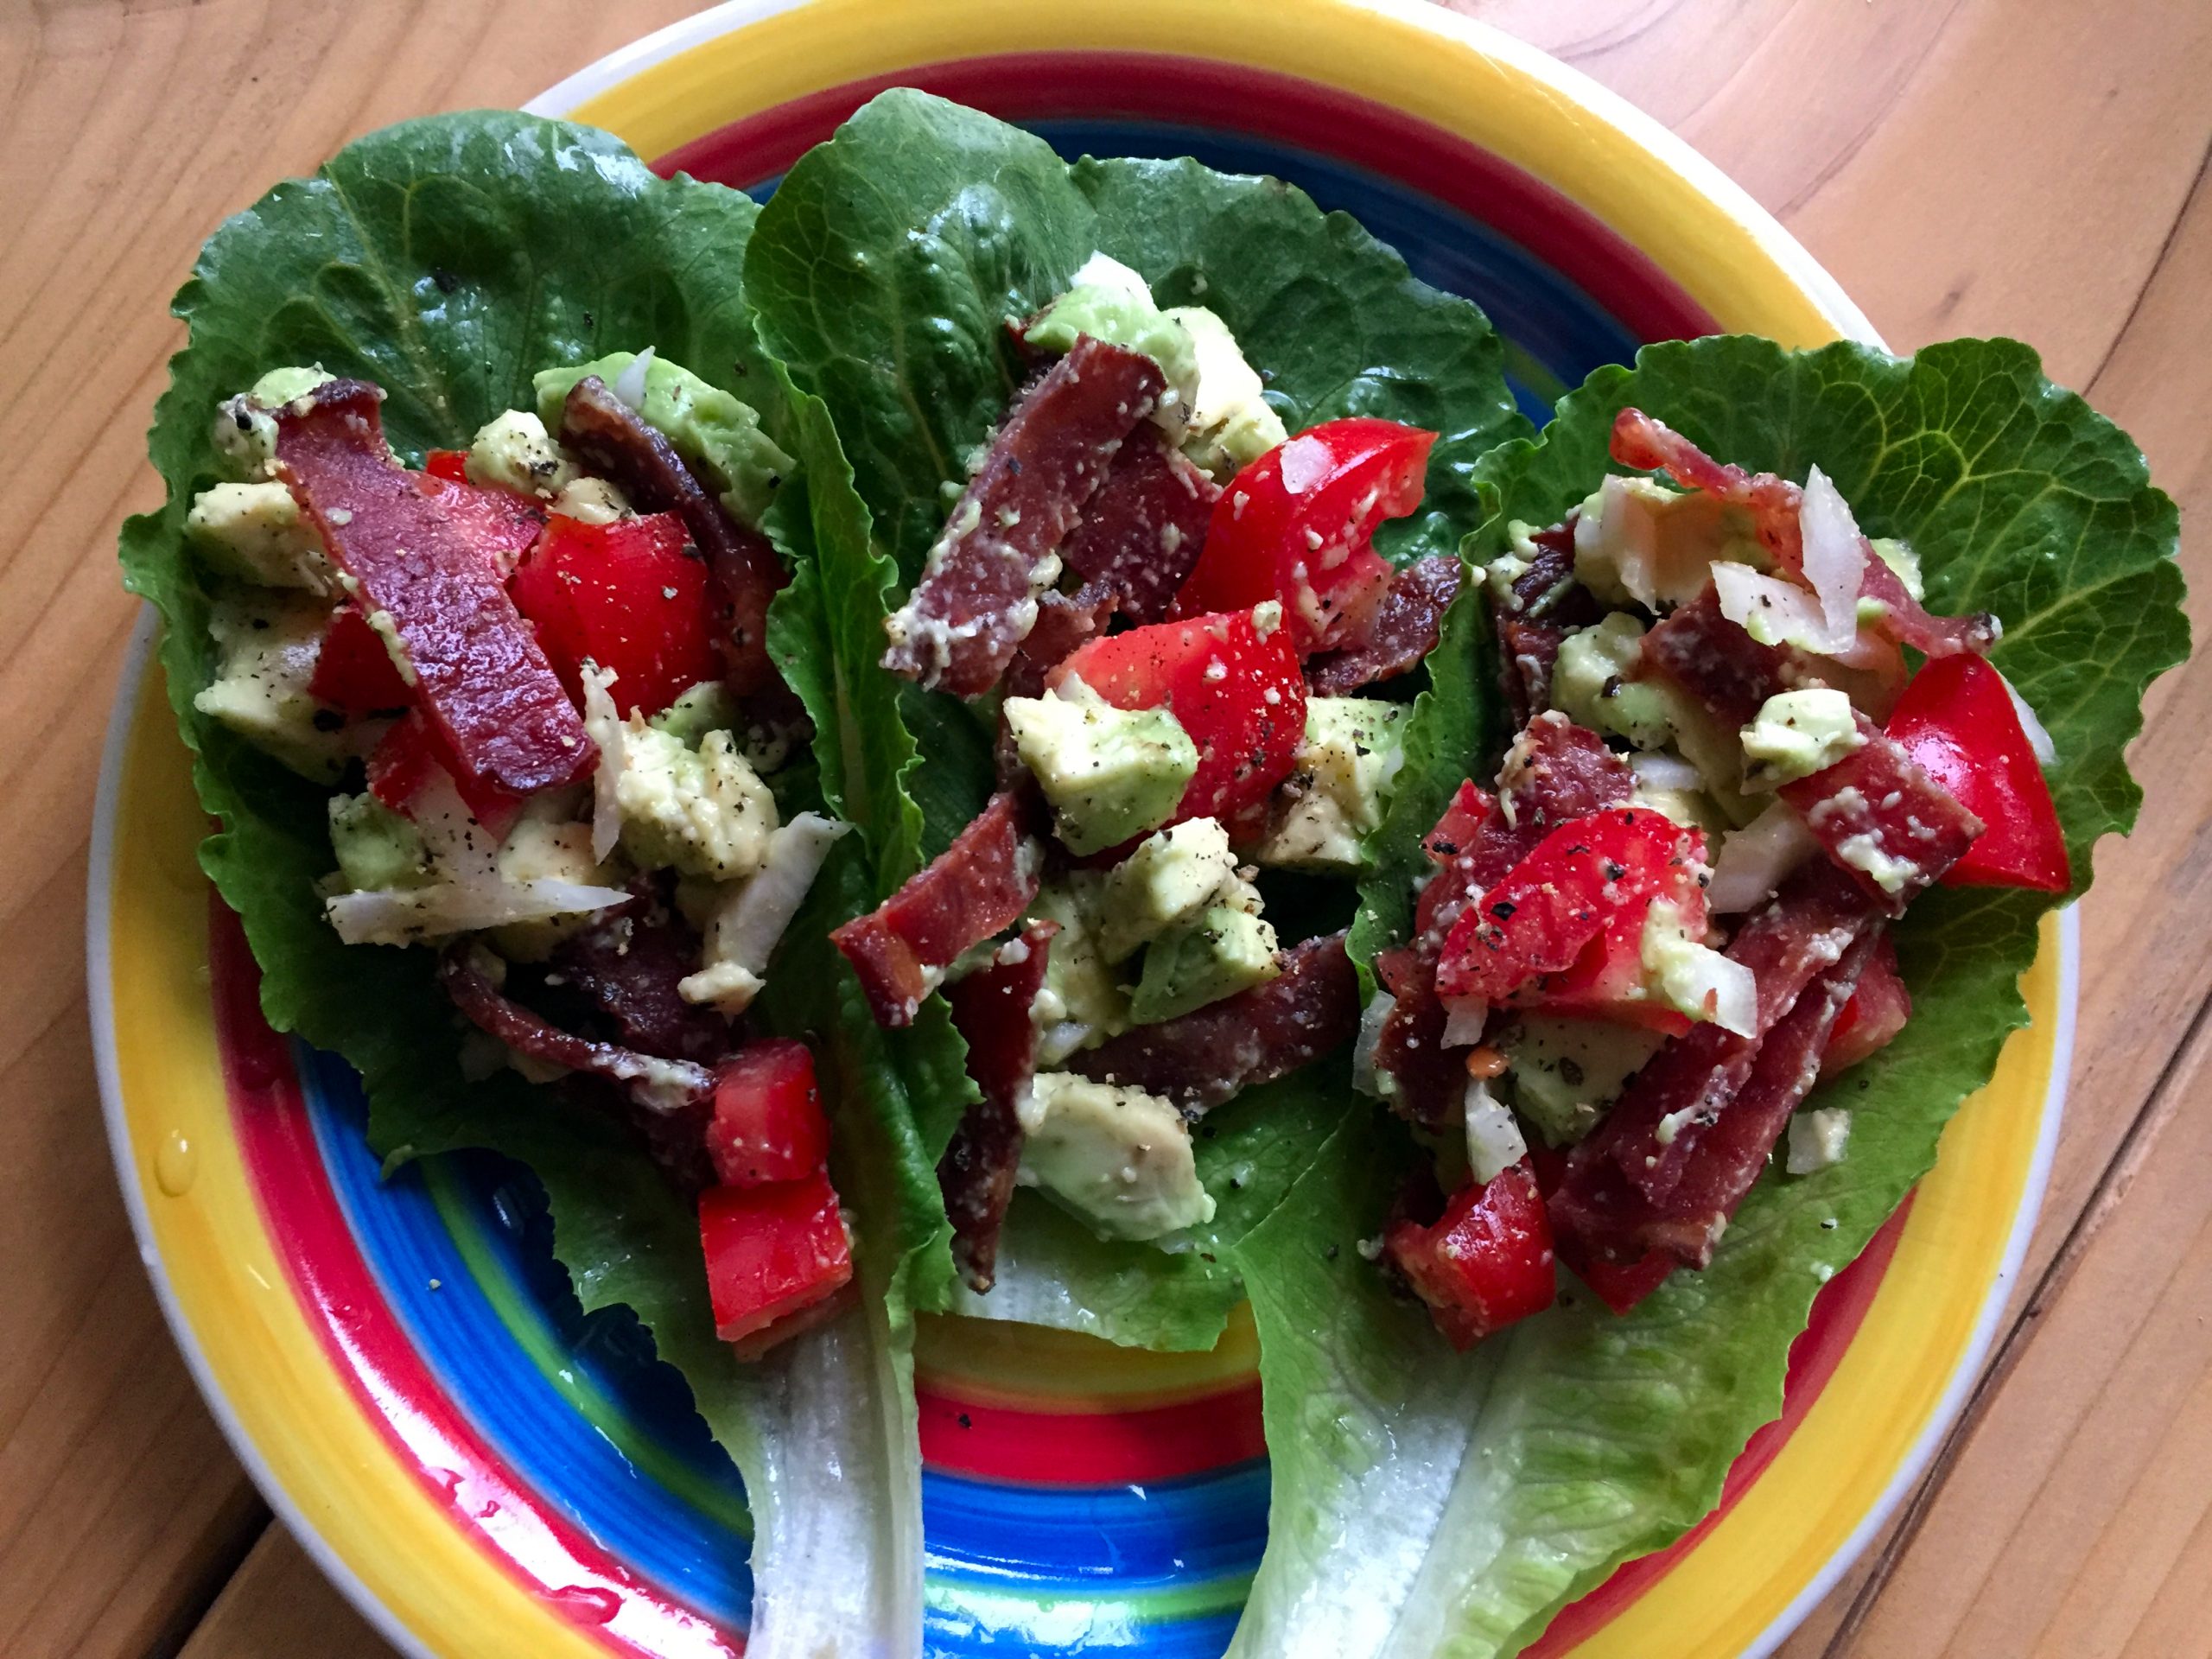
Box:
[1464,1077,1529,1185]
[1713,561,1851,656]
[579,664,626,862]
[1999,670,2058,766]
[1068,250,1151,300]
[1708,802,1818,913]
[1629,751,1706,794]
[609,345,657,411]
[1670,944,1759,1037]
[1440,997,1490,1048]
[1798,467,1869,651]
[409,773,501,887]
[680,813,853,1014]
[1351,990,1398,1099]
[326,878,632,947]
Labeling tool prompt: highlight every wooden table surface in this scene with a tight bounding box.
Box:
[3,2,2205,1655]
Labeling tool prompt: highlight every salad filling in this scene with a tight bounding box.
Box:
[186,350,861,1353]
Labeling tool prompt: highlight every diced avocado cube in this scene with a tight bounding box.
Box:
[1503,1014,1666,1147]
[650,681,742,749]
[1250,697,1409,873]
[1128,904,1279,1025]
[327,792,431,893]
[1017,1071,1215,1241]
[582,671,779,881]
[466,409,578,500]
[1163,304,1286,473]
[1027,874,1131,1065]
[534,351,792,528]
[1740,688,1865,790]
[1786,1107,1853,1174]
[212,366,336,478]
[1552,613,1682,753]
[1025,254,1200,413]
[490,820,623,963]
[186,481,330,591]
[1097,817,1237,963]
[1003,689,1198,856]
[192,591,357,782]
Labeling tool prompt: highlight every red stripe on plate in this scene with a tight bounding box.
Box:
[918,1378,1267,1486]
[1524,1198,1911,1653]
[653,51,1715,345]
[208,899,741,1659]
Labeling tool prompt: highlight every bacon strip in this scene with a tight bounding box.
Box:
[1306,555,1465,696]
[1070,931,1358,1111]
[440,942,715,1113]
[1553,859,1876,1222]
[1370,716,1634,1128]
[1611,407,1996,658]
[558,377,787,697]
[1549,933,1873,1269]
[1780,713,1984,913]
[831,791,1043,1027]
[546,895,732,1064]
[1637,586,1798,728]
[272,381,595,793]
[884,337,1165,697]
[939,919,1058,1293]
[1059,427,1217,626]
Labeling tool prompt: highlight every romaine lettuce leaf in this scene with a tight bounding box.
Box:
[741,89,1529,1326]
[1235,334,2187,1657]
[117,111,927,1657]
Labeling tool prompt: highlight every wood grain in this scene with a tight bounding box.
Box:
[0,2,2202,1656]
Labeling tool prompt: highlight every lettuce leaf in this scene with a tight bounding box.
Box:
[117,112,927,1657]
[741,89,1529,1326]
[1232,335,2188,1657]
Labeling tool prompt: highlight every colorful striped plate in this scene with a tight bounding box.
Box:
[91,3,2072,1656]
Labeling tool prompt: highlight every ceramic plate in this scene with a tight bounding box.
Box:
[91,3,2073,1655]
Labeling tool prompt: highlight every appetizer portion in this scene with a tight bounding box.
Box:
[1369,408,2068,1347]
[186,348,855,1354]
[837,255,1458,1288]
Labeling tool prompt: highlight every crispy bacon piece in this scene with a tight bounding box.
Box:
[272,381,594,794]
[1059,428,1217,626]
[831,791,1043,1027]
[1490,521,1602,723]
[1780,713,1984,913]
[1070,931,1358,1111]
[1498,616,1567,728]
[558,376,787,697]
[546,895,731,1065]
[939,918,1058,1293]
[1004,581,1120,701]
[1371,716,1634,1128]
[1550,934,1874,1269]
[1554,859,1875,1222]
[884,337,1165,697]
[1637,585,1798,727]
[1306,556,1465,696]
[441,942,715,1114]
[1821,930,1910,1077]
[1611,408,1996,658]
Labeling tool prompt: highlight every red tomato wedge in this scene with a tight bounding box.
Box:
[366,710,527,842]
[707,1039,830,1187]
[1047,607,1306,832]
[699,1172,854,1345]
[423,448,472,484]
[1883,654,2069,893]
[1435,807,1706,1020]
[508,512,721,717]
[1386,1160,1556,1349]
[1567,1245,1676,1315]
[1173,418,1436,656]
[308,605,413,718]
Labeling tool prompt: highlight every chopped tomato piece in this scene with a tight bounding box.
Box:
[1048,607,1305,831]
[700,1172,854,1346]
[1435,807,1706,1021]
[1568,1247,1676,1315]
[1385,1160,1555,1349]
[1173,418,1436,656]
[308,605,412,718]
[707,1039,830,1186]
[1883,655,2069,893]
[508,512,721,716]
[366,710,527,842]
[423,448,472,484]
